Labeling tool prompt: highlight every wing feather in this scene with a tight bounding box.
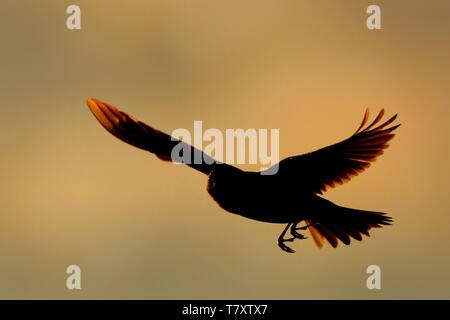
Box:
[267,109,400,193]
[87,98,221,175]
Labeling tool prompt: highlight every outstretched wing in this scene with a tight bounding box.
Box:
[268,109,400,194]
[87,98,220,175]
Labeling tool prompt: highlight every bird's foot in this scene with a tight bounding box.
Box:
[278,236,296,253]
[278,222,312,253]
[291,229,308,240]
[290,223,309,240]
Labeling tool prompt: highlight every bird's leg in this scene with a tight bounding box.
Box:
[290,221,317,239]
[278,223,296,253]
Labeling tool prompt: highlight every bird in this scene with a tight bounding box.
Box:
[87,98,399,253]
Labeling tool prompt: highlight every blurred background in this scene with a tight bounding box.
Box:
[0,0,449,299]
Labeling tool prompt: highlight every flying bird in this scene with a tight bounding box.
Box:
[87,98,399,253]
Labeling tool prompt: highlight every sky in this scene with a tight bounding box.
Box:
[0,0,449,299]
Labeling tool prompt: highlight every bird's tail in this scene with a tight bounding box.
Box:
[305,206,393,248]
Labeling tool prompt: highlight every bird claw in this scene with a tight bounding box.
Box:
[277,222,312,253]
[291,229,308,239]
[278,239,296,253]
[290,223,309,240]
[295,234,308,240]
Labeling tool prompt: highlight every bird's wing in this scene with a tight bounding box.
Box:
[266,109,400,194]
[87,98,220,175]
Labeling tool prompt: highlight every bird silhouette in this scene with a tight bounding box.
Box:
[87,98,399,253]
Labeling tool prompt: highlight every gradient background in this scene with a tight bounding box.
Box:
[0,0,449,299]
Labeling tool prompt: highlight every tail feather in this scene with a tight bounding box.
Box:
[307,222,325,248]
[306,207,392,248]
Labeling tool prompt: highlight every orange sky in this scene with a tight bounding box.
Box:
[0,0,449,298]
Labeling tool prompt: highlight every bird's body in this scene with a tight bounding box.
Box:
[207,165,322,224]
[87,98,399,253]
